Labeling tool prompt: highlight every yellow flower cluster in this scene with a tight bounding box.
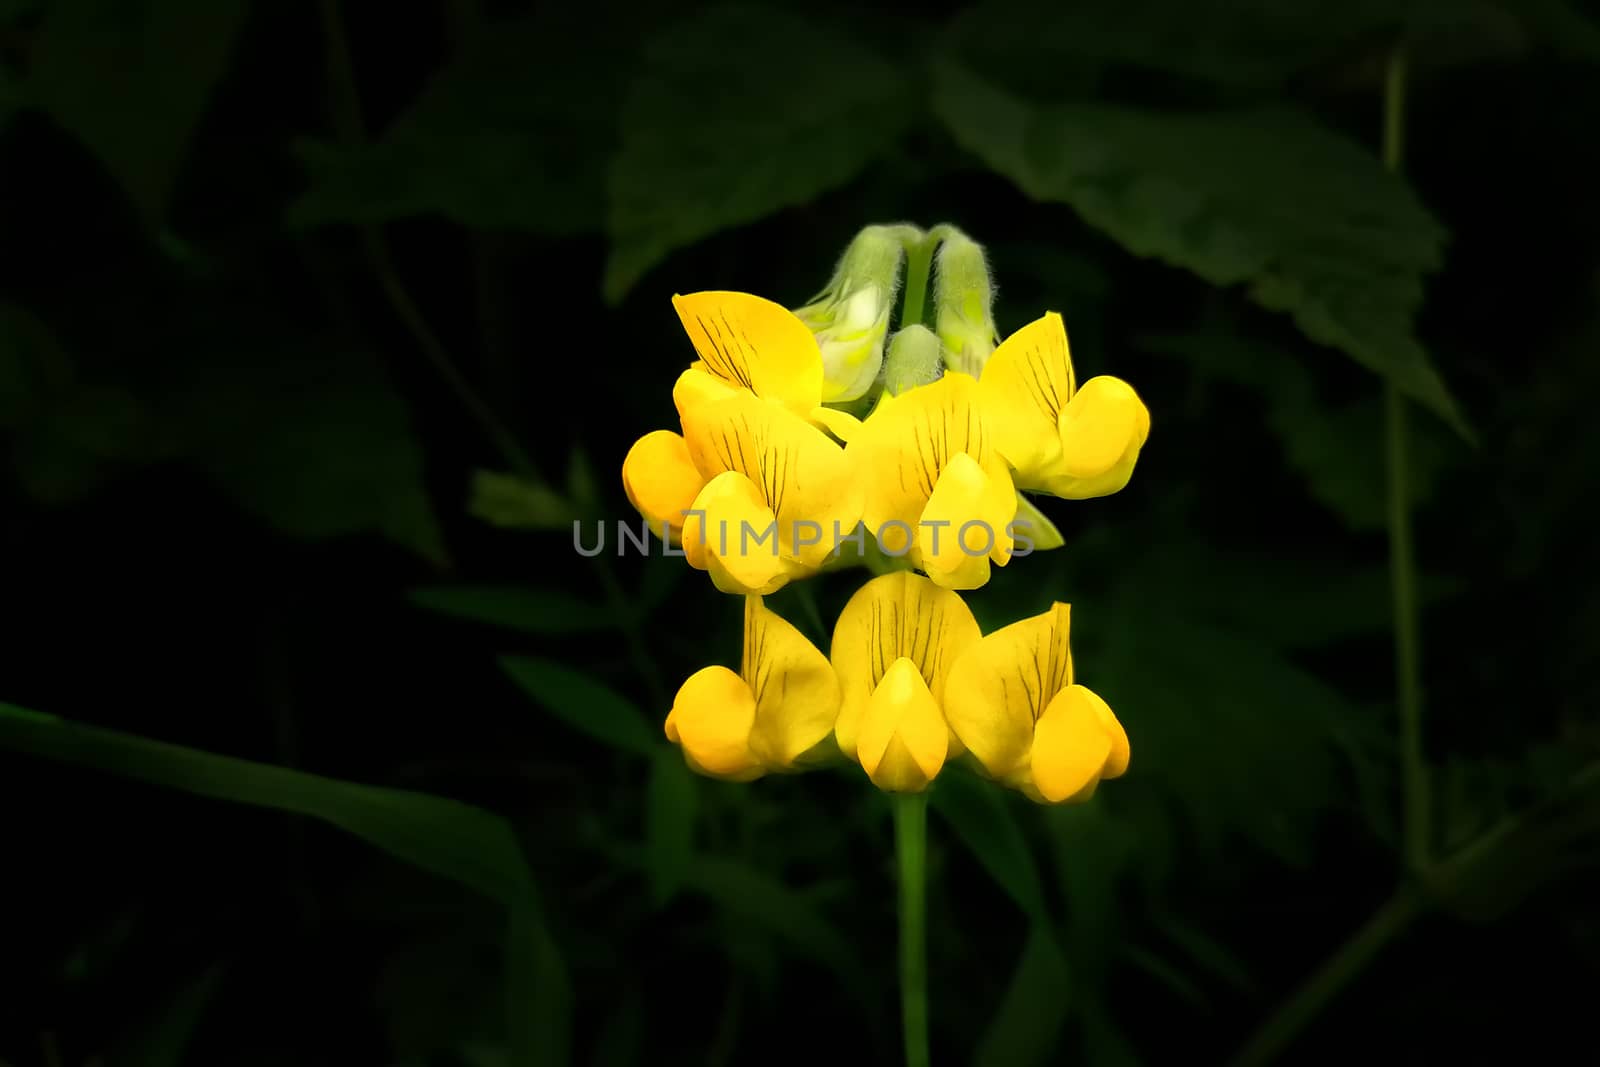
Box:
[624,287,1147,801]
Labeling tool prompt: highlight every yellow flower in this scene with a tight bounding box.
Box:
[666,595,840,780]
[977,311,1150,499]
[624,388,861,595]
[943,603,1129,804]
[846,371,1018,590]
[668,290,861,440]
[832,572,982,792]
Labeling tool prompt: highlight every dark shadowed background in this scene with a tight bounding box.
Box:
[2,0,1598,1064]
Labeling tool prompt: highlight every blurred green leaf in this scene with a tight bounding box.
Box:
[933,62,1469,437]
[1151,915,1260,995]
[410,586,621,635]
[499,655,656,756]
[469,469,581,531]
[636,557,689,619]
[945,0,1535,93]
[292,8,628,233]
[645,749,698,905]
[114,964,226,1067]
[1438,761,1600,922]
[931,770,1050,921]
[0,0,45,22]
[27,0,249,223]
[974,924,1071,1067]
[1125,944,1209,1005]
[0,63,16,131]
[161,343,445,564]
[0,306,169,503]
[603,5,913,302]
[1141,330,1458,530]
[678,855,875,1011]
[375,935,498,1061]
[1122,542,1463,648]
[9,385,172,504]
[589,986,645,1067]
[1068,566,1375,865]
[0,702,570,1066]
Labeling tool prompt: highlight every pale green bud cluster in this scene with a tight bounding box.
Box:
[931,228,999,378]
[794,224,918,403]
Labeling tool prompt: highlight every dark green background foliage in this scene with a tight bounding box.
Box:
[2,0,1598,1063]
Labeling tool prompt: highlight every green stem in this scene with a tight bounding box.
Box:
[1381,45,1430,877]
[318,0,540,483]
[1228,887,1421,1067]
[899,234,938,332]
[894,792,931,1067]
[1228,43,1432,1065]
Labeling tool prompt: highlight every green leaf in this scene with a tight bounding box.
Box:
[0,62,17,131]
[603,5,913,302]
[162,342,445,564]
[1152,915,1260,995]
[410,586,621,635]
[945,0,1534,92]
[0,306,169,504]
[0,303,77,428]
[291,8,627,234]
[468,470,581,531]
[644,749,698,905]
[679,855,875,1011]
[1141,329,1459,531]
[114,965,226,1067]
[933,61,1470,437]
[930,770,1050,921]
[27,0,249,223]
[974,924,1071,1067]
[0,703,570,1066]
[499,655,656,757]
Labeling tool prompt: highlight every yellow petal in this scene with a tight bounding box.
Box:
[682,391,861,572]
[855,657,947,792]
[917,451,1015,590]
[1083,684,1130,779]
[851,372,1007,560]
[622,430,706,537]
[1044,376,1151,499]
[1029,685,1115,803]
[809,405,864,444]
[976,311,1073,483]
[831,571,981,760]
[667,665,763,781]
[942,603,1074,781]
[672,366,742,424]
[689,470,794,596]
[741,596,841,768]
[672,291,823,414]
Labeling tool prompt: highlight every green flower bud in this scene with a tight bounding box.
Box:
[932,228,998,378]
[795,224,920,403]
[881,324,944,396]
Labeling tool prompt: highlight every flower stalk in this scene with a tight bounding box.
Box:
[898,232,940,332]
[894,791,931,1067]
[1382,46,1430,877]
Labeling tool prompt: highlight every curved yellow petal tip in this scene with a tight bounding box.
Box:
[623,430,705,535]
[668,665,760,780]
[1030,685,1125,803]
[857,657,948,792]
